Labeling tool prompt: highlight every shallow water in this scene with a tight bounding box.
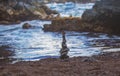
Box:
[0,20,120,62]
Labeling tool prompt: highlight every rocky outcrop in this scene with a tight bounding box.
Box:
[43,16,106,32]
[82,0,120,35]
[0,1,58,24]
[43,0,120,35]
[43,17,82,32]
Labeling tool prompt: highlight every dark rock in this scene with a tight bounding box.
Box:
[43,17,82,32]
[82,0,120,35]
[22,23,32,29]
[43,24,52,31]
[82,9,99,23]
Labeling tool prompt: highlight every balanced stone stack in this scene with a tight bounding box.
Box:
[60,31,69,59]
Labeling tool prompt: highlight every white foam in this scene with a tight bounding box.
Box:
[46,2,95,17]
[103,48,120,52]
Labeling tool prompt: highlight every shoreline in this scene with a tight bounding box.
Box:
[0,51,120,76]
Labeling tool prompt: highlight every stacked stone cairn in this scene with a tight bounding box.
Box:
[60,31,69,59]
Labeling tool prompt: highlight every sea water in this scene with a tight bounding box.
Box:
[46,2,94,17]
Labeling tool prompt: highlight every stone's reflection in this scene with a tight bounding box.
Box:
[60,31,69,59]
[0,45,15,65]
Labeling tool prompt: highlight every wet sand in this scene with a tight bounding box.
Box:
[0,52,120,76]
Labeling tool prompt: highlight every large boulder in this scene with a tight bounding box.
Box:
[82,0,120,35]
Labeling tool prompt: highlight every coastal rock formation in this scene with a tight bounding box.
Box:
[0,0,58,24]
[82,0,120,34]
[43,0,120,35]
[43,17,82,31]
